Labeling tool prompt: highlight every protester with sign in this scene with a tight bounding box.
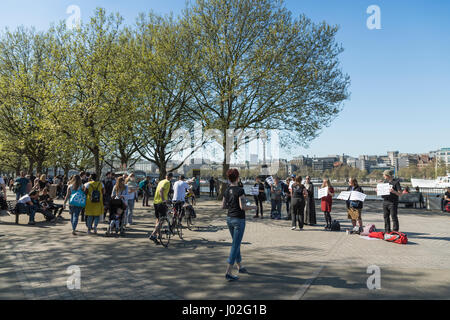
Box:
[320,179,335,230]
[346,178,364,232]
[382,170,403,233]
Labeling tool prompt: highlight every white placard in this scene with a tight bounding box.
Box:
[349,191,367,202]
[337,191,351,200]
[265,176,274,186]
[318,187,328,199]
[250,186,259,196]
[377,183,391,196]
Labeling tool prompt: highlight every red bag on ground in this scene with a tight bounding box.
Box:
[384,231,408,244]
[368,231,385,239]
[446,203,450,213]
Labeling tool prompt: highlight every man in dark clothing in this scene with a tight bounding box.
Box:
[382,170,403,233]
[14,171,30,200]
[209,177,215,197]
[103,172,116,221]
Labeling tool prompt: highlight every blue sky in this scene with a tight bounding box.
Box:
[0,0,449,159]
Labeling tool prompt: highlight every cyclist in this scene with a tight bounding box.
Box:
[172,175,193,223]
[149,172,173,245]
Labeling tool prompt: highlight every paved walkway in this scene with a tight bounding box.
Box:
[1,192,449,300]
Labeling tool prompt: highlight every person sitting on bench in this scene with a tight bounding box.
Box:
[17,191,40,225]
[40,187,64,219]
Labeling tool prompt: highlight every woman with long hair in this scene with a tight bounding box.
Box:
[222,168,256,281]
[346,178,364,232]
[112,177,128,206]
[63,175,85,236]
[290,176,308,230]
[320,178,335,230]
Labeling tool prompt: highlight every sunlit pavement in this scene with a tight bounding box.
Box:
[1,192,449,300]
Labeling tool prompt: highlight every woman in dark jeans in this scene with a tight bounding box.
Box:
[222,169,256,282]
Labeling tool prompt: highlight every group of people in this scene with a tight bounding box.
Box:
[221,168,408,281]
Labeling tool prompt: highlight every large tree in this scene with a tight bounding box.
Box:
[182,0,350,177]
[130,13,199,179]
[48,9,132,177]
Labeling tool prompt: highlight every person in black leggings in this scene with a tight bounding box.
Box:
[253,177,265,218]
[290,176,307,231]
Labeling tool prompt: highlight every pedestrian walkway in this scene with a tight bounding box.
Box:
[1,194,449,300]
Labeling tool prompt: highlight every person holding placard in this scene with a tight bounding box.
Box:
[346,178,364,232]
[382,170,402,233]
[320,179,335,230]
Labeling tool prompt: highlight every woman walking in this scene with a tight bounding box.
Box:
[346,178,364,232]
[320,178,335,230]
[84,173,104,235]
[125,173,138,227]
[290,176,307,230]
[63,175,85,236]
[304,176,317,225]
[222,169,256,282]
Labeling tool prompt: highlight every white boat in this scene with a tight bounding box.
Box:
[411,175,450,188]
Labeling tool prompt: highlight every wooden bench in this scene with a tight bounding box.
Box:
[6,200,29,224]
[399,193,421,208]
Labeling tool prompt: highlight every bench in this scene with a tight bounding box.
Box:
[6,200,29,224]
[398,193,422,208]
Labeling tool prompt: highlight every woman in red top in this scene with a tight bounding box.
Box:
[320,179,335,230]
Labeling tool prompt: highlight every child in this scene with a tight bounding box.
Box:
[110,207,124,233]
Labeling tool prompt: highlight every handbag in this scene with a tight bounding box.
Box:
[69,188,86,208]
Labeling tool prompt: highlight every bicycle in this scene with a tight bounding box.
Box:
[154,201,184,247]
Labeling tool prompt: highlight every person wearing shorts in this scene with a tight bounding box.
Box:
[346,178,364,232]
[149,172,173,244]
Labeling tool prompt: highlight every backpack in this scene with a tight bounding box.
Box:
[384,231,408,244]
[445,203,450,213]
[90,183,101,203]
[139,180,147,190]
[361,224,376,236]
[292,184,305,199]
[330,220,340,231]
[369,231,385,239]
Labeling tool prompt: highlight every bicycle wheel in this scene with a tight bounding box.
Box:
[176,216,183,239]
[158,217,171,247]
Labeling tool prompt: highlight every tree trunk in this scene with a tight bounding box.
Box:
[28,158,34,176]
[64,165,70,180]
[36,161,43,176]
[93,148,102,178]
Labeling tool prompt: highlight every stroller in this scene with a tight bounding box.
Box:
[106,198,127,237]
